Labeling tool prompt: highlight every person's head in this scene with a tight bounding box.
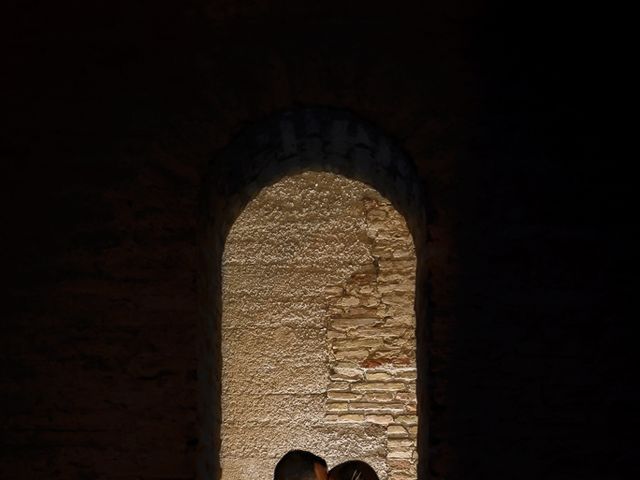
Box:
[327,460,379,480]
[274,450,328,480]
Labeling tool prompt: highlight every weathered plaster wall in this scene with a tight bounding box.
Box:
[221,172,417,480]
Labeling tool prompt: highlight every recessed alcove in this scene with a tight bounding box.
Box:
[198,108,430,480]
[220,171,417,480]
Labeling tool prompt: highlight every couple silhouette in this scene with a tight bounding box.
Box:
[274,450,379,480]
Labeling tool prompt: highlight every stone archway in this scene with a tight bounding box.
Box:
[198,108,429,480]
[220,171,418,480]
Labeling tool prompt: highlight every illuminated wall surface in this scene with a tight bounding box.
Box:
[221,171,417,480]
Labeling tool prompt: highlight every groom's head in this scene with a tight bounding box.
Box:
[274,450,328,480]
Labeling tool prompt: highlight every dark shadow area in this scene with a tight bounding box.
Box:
[449,2,633,478]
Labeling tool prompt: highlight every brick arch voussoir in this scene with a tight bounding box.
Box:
[210,108,428,250]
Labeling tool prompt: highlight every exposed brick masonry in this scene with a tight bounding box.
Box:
[325,195,417,480]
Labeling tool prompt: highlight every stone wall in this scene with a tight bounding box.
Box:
[3,3,627,479]
[324,194,417,480]
[221,171,417,480]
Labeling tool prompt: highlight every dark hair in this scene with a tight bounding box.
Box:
[328,460,379,480]
[274,450,327,480]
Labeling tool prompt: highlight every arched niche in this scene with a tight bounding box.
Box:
[221,171,417,479]
[198,108,430,480]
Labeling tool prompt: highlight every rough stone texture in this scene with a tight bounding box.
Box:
[221,172,417,480]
